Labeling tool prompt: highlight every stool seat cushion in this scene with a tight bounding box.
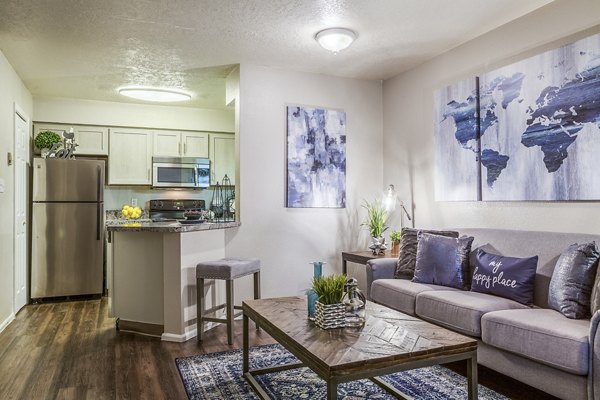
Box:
[196,257,261,280]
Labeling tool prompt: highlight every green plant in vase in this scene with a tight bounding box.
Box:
[311,274,347,329]
[34,130,62,157]
[361,199,389,255]
[390,229,402,255]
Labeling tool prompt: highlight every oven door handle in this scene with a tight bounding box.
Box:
[193,167,198,186]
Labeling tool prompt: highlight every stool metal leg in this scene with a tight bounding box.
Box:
[253,271,261,330]
[226,279,234,345]
[197,277,205,342]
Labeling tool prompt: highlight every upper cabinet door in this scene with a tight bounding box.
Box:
[108,128,153,185]
[33,123,108,156]
[182,132,209,158]
[74,126,109,155]
[153,130,181,157]
[209,133,235,185]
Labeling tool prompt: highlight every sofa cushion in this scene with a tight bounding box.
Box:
[548,242,600,319]
[413,233,474,289]
[370,279,459,316]
[481,309,590,375]
[471,249,538,306]
[415,290,528,337]
[394,228,459,279]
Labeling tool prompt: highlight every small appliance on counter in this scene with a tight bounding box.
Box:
[149,199,206,222]
[31,157,105,299]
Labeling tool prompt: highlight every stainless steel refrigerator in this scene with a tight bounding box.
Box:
[31,158,105,299]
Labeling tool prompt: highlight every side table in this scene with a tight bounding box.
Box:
[341,249,394,275]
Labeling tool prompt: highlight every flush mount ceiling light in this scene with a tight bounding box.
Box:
[315,28,357,53]
[118,87,191,102]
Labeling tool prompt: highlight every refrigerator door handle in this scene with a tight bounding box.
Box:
[96,166,102,241]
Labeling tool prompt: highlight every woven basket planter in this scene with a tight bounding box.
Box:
[315,301,346,329]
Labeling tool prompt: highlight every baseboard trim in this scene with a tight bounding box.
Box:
[117,319,163,338]
[162,326,198,342]
[0,313,16,334]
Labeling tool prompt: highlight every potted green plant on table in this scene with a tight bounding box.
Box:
[312,274,347,329]
[34,130,62,157]
[390,229,402,255]
[362,199,389,255]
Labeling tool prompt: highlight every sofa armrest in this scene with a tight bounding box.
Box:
[590,310,600,400]
[365,258,398,300]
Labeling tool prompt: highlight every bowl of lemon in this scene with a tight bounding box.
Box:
[121,204,142,219]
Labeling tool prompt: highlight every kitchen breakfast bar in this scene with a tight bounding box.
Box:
[106,221,240,342]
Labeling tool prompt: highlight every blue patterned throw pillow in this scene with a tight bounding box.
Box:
[413,233,474,290]
[471,249,538,306]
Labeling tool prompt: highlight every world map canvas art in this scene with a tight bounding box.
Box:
[434,32,600,201]
[286,105,346,208]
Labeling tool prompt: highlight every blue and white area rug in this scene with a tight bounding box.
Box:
[176,343,507,399]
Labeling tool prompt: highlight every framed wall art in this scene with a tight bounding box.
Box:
[286,105,346,208]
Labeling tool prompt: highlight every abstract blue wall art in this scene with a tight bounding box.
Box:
[286,105,346,208]
[433,78,481,201]
[480,32,600,200]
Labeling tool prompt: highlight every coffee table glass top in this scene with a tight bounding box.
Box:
[242,296,477,372]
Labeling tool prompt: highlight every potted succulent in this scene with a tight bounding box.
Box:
[34,130,62,157]
[362,199,388,255]
[390,230,402,255]
[312,274,347,329]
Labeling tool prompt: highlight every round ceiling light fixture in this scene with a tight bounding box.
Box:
[118,87,192,102]
[315,28,357,53]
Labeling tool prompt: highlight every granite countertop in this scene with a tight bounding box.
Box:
[106,220,240,233]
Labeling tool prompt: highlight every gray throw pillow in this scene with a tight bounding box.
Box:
[548,242,600,319]
[394,228,459,279]
[413,233,474,289]
[591,271,600,316]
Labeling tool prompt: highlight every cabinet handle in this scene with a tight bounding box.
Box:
[148,169,150,181]
[178,142,181,154]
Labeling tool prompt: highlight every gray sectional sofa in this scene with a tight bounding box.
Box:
[366,228,600,400]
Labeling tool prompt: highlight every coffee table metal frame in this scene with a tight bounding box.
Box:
[242,299,478,400]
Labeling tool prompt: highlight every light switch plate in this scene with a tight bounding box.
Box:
[131,198,138,206]
[0,178,5,193]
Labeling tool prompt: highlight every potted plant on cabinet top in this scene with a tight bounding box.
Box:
[312,274,347,329]
[34,130,62,157]
[362,199,388,255]
[390,230,402,255]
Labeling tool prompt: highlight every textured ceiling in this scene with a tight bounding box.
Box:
[0,0,553,109]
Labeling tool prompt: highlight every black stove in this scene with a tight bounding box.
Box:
[149,199,206,221]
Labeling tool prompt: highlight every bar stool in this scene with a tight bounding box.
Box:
[196,257,261,345]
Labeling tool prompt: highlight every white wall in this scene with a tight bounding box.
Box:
[33,97,234,132]
[383,0,600,235]
[225,65,383,299]
[0,50,33,329]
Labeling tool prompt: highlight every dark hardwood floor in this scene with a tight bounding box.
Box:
[0,298,558,399]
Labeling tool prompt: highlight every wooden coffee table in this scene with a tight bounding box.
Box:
[242,297,478,399]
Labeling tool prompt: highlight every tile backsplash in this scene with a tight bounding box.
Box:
[104,186,214,210]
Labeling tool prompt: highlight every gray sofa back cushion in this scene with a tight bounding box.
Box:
[454,228,600,308]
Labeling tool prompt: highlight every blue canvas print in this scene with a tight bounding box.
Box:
[433,78,481,201]
[286,105,346,208]
[480,32,600,200]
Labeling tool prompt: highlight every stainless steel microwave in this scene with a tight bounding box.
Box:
[152,157,210,189]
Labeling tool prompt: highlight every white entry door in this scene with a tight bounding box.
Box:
[14,106,29,312]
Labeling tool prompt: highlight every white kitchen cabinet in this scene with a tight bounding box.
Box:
[182,132,209,157]
[33,123,109,156]
[153,130,181,157]
[209,133,235,185]
[152,131,209,158]
[109,128,153,185]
